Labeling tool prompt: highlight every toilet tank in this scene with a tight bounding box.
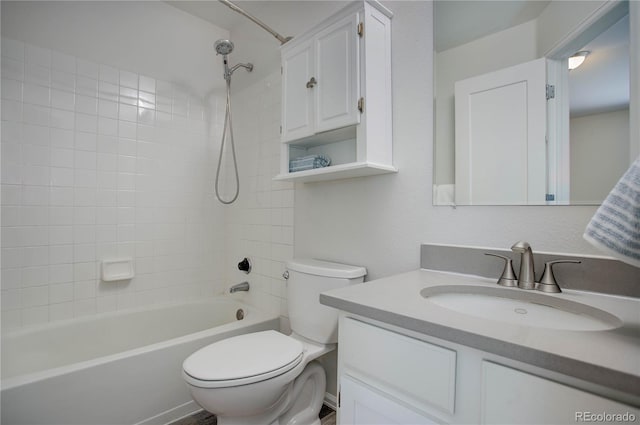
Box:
[286,259,366,344]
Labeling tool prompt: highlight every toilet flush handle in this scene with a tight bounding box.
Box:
[282,270,289,280]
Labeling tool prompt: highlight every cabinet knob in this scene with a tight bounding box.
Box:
[306,77,317,88]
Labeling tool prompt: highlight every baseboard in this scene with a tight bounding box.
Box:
[134,400,201,425]
[324,392,337,410]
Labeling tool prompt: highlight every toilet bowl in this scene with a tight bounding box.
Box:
[183,331,332,425]
[182,259,366,425]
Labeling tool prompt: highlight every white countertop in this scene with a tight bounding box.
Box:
[320,269,640,396]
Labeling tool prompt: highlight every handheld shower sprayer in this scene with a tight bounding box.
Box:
[214,39,253,81]
[214,39,234,55]
[213,39,253,205]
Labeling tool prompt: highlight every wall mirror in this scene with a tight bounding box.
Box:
[433,0,632,206]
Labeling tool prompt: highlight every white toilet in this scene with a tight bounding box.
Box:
[182,259,366,425]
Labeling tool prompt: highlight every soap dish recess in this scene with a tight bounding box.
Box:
[101,258,134,282]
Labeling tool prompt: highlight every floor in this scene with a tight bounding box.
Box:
[171,405,336,425]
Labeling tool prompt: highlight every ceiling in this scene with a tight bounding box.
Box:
[167,1,349,89]
[434,0,551,52]
[167,1,349,46]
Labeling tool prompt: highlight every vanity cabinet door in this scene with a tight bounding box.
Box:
[340,376,440,425]
[481,361,640,424]
[340,318,456,416]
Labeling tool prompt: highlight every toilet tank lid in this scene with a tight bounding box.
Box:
[287,259,366,279]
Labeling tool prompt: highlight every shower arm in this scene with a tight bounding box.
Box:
[218,0,292,45]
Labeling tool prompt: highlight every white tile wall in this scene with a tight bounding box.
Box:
[2,38,295,331]
[1,38,228,329]
[220,72,295,323]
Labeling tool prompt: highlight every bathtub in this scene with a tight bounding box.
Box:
[1,297,279,425]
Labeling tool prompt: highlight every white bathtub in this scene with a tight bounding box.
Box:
[1,297,279,425]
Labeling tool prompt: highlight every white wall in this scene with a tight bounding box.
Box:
[295,1,606,283]
[570,108,630,203]
[434,19,538,184]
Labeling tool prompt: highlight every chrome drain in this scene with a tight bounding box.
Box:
[514,308,528,315]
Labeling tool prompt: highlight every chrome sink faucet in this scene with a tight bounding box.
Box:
[511,241,536,290]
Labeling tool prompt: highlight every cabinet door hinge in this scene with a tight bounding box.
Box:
[358,97,364,113]
[279,125,282,134]
[546,84,555,100]
[357,21,364,38]
[338,390,341,407]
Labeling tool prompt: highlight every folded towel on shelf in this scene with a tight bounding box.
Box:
[583,156,640,268]
[289,154,331,173]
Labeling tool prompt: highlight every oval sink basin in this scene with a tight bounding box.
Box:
[420,285,622,331]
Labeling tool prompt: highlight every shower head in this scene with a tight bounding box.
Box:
[214,39,234,56]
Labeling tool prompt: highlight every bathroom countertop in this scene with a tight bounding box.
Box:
[320,269,640,396]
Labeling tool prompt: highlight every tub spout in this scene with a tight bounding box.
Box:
[229,281,250,293]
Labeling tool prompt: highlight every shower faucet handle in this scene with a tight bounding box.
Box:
[306,77,317,88]
[238,258,251,274]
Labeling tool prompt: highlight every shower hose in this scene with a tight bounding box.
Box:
[214,77,240,204]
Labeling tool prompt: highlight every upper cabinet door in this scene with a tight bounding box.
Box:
[315,12,360,133]
[454,58,547,205]
[282,39,315,141]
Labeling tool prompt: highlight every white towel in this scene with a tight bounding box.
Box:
[433,184,455,206]
[583,156,640,268]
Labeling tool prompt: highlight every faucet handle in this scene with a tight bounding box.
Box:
[484,253,518,287]
[537,260,581,293]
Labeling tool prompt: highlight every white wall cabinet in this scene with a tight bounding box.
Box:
[282,13,359,141]
[276,1,396,183]
[337,316,640,425]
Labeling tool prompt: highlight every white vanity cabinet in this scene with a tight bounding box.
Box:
[481,362,639,424]
[276,1,396,183]
[337,316,640,425]
[338,317,456,425]
[340,376,439,425]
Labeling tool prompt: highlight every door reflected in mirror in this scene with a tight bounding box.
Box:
[433,0,632,206]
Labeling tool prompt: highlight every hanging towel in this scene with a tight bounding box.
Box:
[289,154,331,173]
[583,156,640,268]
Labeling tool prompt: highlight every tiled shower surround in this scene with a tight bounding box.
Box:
[1,38,293,329]
[223,71,295,322]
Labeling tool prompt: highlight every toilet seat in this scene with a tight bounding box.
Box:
[183,330,304,388]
